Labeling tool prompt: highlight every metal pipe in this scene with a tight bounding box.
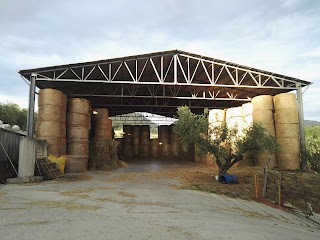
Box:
[26,73,36,138]
[296,84,307,170]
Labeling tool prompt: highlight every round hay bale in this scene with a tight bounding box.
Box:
[131,125,141,138]
[67,126,89,140]
[255,152,277,169]
[68,98,91,115]
[38,88,63,107]
[277,153,300,170]
[252,95,274,111]
[150,139,159,159]
[38,105,62,122]
[67,140,89,155]
[160,143,172,158]
[140,144,150,158]
[63,155,88,173]
[209,109,226,122]
[60,138,67,155]
[277,137,300,154]
[275,108,299,124]
[274,93,297,110]
[60,124,66,138]
[132,137,140,145]
[35,136,61,155]
[123,143,133,160]
[252,110,274,124]
[243,115,253,128]
[140,125,150,139]
[158,125,170,143]
[123,125,133,138]
[275,123,299,138]
[93,108,109,119]
[61,94,67,111]
[132,143,140,158]
[226,107,243,120]
[67,112,91,129]
[226,117,244,130]
[35,121,61,138]
[242,103,253,116]
[94,129,113,140]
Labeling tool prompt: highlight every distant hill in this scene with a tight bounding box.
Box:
[305,120,320,127]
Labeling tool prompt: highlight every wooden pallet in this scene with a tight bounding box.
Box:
[36,157,63,180]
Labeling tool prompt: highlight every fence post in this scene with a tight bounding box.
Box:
[278,174,283,207]
[262,161,269,198]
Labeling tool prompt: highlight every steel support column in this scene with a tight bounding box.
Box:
[296,84,307,170]
[26,73,36,138]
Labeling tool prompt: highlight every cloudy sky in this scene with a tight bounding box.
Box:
[0,0,319,120]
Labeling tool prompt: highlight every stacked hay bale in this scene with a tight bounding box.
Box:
[66,98,91,173]
[252,95,276,168]
[92,108,112,140]
[170,125,181,159]
[158,125,171,159]
[274,93,300,170]
[140,125,150,159]
[60,94,67,155]
[132,125,141,158]
[123,125,133,160]
[36,88,65,156]
[150,138,160,159]
[226,107,244,136]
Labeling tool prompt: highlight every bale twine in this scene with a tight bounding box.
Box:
[63,155,88,173]
[255,153,277,169]
[67,126,90,140]
[35,121,61,138]
[226,107,243,120]
[68,98,91,115]
[277,154,300,170]
[158,125,170,144]
[242,102,253,116]
[150,139,159,159]
[274,93,297,110]
[274,108,299,124]
[67,112,91,129]
[243,115,253,128]
[252,95,274,111]
[38,88,63,107]
[67,140,89,156]
[275,123,299,138]
[35,136,60,155]
[38,105,62,122]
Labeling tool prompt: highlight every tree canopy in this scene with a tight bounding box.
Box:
[0,102,28,130]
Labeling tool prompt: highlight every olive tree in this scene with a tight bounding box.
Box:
[174,106,279,176]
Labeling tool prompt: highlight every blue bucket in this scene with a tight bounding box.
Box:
[218,174,238,184]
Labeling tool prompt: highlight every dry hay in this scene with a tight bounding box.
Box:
[60,189,94,198]
[60,138,67,155]
[160,143,171,157]
[68,98,91,115]
[252,110,274,124]
[226,107,243,119]
[158,125,170,141]
[60,124,66,138]
[67,126,90,140]
[67,140,89,155]
[277,153,300,170]
[118,191,137,198]
[274,93,297,110]
[38,88,63,107]
[38,105,62,122]
[63,155,88,173]
[35,136,61,155]
[61,93,67,110]
[30,201,100,211]
[35,121,61,138]
[56,174,92,182]
[275,123,299,138]
[209,109,226,122]
[252,95,274,111]
[140,144,150,158]
[89,139,121,169]
[255,152,277,168]
[93,108,109,119]
[277,137,300,154]
[67,112,91,128]
[242,103,253,116]
[274,108,299,124]
[131,125,141,138]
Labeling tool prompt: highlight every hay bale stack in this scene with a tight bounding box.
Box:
[66,98,91,172]
[60,94,67,155]
[226,107,244,134]
[88,139,119,169]
[132,125,141,158]
[150,139,160,159]
[252,95,276,168]
[140,125,150,159]
[274,93,300,170]
[170,125,181,159]
[93,108,112,140]
[123,125,133,160]
[35,88,65,156]
[63,155,88,173]
[158,125,171,158]
[208,109,225,128]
